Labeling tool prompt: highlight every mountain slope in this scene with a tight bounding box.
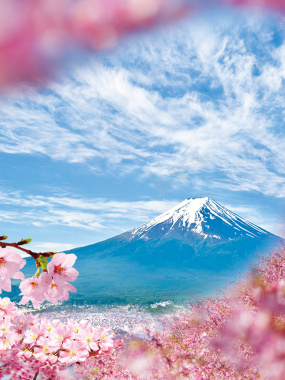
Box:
[21,198,281,305]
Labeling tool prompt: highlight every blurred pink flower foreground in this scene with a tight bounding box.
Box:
[0,0,187,90]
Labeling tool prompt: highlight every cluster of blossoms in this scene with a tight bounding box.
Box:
[19,252,79,308]
[0,240,120,379]
[0,297,120,379]
[76,243,285,379]
[215,248,285,379]
[0,242,79,308]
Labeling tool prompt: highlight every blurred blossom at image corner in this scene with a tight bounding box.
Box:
[0,0,191,92]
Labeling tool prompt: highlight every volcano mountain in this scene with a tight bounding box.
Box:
[21,197,281,305]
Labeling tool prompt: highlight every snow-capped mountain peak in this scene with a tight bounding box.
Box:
[130,197,274,242]
[64,198,281,305]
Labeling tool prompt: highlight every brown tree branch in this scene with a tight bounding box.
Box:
[0,239,56,260]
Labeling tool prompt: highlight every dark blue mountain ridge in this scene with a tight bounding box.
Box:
[21,197,282,305]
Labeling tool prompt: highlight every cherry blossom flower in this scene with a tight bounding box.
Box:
[40,318,61,335]
[16,348,33,360]
[0,248,25,278]
[19,277,45,308]
[93,328,114,353]
[19,277,42,298]
[77,324,100,352]
[0,248,25,294]
[38,271,52,288]
[59,339,89,364]
[47,252,79,285]
[49,323,73,350]
[0,318,11,338]
[0,298,17,317]
[68,319,90,335]
[46,280,76,304]
[33,337,58,364]
[23,323,46,345]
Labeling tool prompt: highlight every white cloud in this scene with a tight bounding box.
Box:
[0,13,285,198]
[0,190,178,231]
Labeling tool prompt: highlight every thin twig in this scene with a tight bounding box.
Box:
[0,240,55,260]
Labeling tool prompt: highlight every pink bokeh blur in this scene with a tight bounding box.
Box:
[0,0,284,91]
[0,0,189,90]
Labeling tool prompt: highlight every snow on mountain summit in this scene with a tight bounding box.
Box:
[130,197,274,242]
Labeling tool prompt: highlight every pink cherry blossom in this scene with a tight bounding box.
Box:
[19,277,45,308]
[18,269,77,308]
[45,353,58,365]
[59,339,89,364]
[0,298,17,317]
[16,348,33,360]
[0,248,25,294]
[40,318,61,335]
[38,271,52,289]
[33,337,59,364]
[93,328,114,353]
[0,317,11,338]
[0,295,119,378]
[23,323,46,345]
[19,277,42,298]
[47,252,79,285]
[0,248,25,278]
[49,323,72,350]
[113,339,122,349]
[0,331,18,350]
[0,277,14,294]
[57,282,77,302]
[46,280,76,304]
[68,319,91,335]
[77,324,100,352]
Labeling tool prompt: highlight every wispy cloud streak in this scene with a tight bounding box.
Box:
[0,190,178,232]
[0,13,285,199]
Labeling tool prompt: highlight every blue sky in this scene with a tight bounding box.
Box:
[1,9,285,253]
